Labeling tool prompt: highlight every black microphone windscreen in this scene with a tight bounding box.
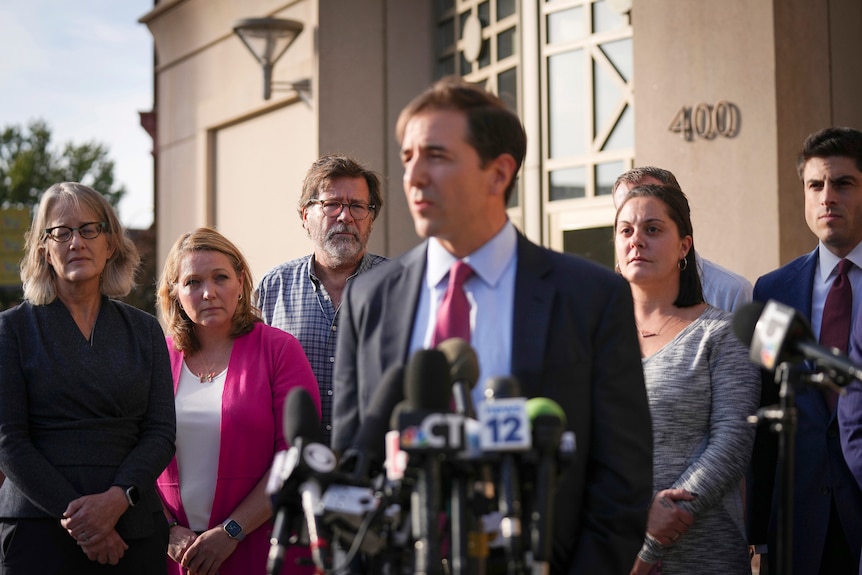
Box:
[283,387,321,446]
[404,348,452,410]
[436,337,480,390]
[346,364,405,469]
[484,375,522,400]
[732,300,766,347]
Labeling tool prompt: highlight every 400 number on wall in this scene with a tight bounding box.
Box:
[668,101,740,141]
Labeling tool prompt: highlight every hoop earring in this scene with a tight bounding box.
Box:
[238,293,243,301]
[678,258,688,271]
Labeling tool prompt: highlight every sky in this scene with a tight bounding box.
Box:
[0,0,155,229]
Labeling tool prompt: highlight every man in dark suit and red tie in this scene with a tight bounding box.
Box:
[331,77,653,574]
[749,126,862,574]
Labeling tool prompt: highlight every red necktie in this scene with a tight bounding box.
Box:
[820,258,853,410]
[432,261,474,558]
[432,261,474,345]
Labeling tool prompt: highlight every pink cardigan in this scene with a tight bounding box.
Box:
[157,322,320,575]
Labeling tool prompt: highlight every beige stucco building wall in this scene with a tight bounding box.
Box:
[633,0,862,281]
[141,0,862,286]
[141,0,434,286]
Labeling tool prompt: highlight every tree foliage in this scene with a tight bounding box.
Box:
[0,120,140,312]
[0,119,126,208]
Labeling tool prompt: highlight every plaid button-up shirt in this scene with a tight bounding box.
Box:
[256,252,388,445]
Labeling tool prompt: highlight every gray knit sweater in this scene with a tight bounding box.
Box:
[638,305,760,574]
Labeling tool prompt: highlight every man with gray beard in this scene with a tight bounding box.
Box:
[257,154,387,445]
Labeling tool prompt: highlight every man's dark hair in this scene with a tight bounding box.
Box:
[796,127,862,179]
[613,167,681,194]
[298,154,383,220]
[396,76,526,203]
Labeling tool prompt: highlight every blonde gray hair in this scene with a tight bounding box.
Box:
[20,182,140,304]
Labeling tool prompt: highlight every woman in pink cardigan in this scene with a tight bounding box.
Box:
[156,228,320,575]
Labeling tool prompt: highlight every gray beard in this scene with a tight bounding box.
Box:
[322,236,362,268]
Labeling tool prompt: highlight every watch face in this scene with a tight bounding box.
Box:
[126,486,140,506]
[224,520,242,538]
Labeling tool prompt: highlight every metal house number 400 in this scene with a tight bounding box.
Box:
[668,101,739,141]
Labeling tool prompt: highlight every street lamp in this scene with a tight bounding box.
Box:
[233,17,310,102]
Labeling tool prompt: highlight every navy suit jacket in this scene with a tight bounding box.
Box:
[843,319,862,575]
[843,321,862,490]
[750,248,862,574]
[332,233,653,575]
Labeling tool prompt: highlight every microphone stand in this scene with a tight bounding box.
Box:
[412,454,442,575]
[449,468,470,575]
[749,362,798,575]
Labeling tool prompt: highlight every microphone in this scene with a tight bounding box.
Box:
[393,349,453,575]
[268,387,319,575]
[435,338,482,575]
[283,385,323,446]
[267,388,336,575]
[481,376,528,574]
[317,365,406,561]
[339,364,406,482]
[436,337,480,418]
[733,300,862,384]
[524,397,568,564]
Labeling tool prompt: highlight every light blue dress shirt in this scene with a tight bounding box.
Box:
[409,221,518,408]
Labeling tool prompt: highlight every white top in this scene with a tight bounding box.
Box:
[176,361,226,531]
[697,251,752,313]
[410,221,518,408]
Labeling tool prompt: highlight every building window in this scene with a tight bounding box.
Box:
[435,0,633,265]
[543,0,632,201]
[542,0,632,266]
[564,225,614,269]
[435,0,522,210]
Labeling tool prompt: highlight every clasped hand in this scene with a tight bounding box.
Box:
[169,525,238,575]
[646,488,696,547]
[629,489,697,575]
[60,487,129,564]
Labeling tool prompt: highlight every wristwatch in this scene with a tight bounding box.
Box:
[222,518,245,541]
[124,485,140,507]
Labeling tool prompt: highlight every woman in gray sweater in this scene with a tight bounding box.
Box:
[615,183,760,575]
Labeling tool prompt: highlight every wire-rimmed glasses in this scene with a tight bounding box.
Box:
[306,199,376,221]
[44,221,106,242]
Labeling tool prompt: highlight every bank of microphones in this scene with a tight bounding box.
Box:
[265,338,575,575]
[732,299,862,392]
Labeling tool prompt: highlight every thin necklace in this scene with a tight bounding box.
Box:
[196,351,219,383]
[635,315,679,338]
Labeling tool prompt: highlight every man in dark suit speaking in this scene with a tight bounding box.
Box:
[332,77,653,574]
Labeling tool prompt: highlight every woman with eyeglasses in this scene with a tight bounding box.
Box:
[156,228,320,575]
[0,182,176,574]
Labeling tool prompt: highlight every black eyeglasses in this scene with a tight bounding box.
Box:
[44,221,106,242]
[307,199,376,221]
